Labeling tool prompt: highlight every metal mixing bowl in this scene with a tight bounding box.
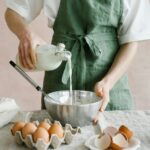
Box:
[44,90,101,127]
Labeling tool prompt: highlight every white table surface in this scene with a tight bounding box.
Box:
[0,110,150,150]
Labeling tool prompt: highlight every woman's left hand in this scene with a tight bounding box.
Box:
[93,80,110,123]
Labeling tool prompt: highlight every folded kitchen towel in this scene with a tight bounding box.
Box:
[0,97,20,112]
[0,97,20,128]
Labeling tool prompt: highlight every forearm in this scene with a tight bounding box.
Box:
[5,8,31,40]
[103,42,138,89]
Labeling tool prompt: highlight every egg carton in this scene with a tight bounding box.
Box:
[12,119,81,150]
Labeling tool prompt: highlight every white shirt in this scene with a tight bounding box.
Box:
[6,0,150,44]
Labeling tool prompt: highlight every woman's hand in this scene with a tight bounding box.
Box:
[18,31,46,70]
[95,79,110,112]
[92,111,103,125]
[5,9,46,70]
[92,42,138,124]
[93,79,110,123]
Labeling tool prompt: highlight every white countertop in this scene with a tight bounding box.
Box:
[0,110,150,150]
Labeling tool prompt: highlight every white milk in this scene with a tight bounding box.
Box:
[68,58,73,104]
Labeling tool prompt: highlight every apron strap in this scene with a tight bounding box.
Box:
[53,32,117,88]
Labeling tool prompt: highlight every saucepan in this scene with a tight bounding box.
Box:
[44,90,102,127]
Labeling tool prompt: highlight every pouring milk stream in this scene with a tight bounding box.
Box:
[16,43,73,104]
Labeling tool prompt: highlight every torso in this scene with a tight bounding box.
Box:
[43,0,134,110]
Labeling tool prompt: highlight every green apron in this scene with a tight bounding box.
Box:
[42,0,134,110]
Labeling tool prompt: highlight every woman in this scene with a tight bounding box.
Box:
[5,0,150,122]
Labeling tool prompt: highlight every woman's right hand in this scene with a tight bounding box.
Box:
[5,9,46,70]
[18,31,45,70]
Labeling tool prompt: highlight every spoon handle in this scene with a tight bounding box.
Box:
[9,60,57,104]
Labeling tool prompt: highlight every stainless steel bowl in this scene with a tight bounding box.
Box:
[44,90,102,127]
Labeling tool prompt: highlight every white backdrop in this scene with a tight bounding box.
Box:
[0,0,150,110]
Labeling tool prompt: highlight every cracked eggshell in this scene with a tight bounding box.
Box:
[119,125,133,140]
[94,134,111,150]
[110,143,123,150]
[103,126,118,137]
[111,133,129,149]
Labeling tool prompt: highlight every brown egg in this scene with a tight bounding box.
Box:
[38,121,51,131]
[33,127,49,143]
[119,125,133,140]
[21,123,37,138]
[48,123,64,138]
[11,122,26,136]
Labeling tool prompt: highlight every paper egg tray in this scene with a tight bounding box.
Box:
[12,119,81,150]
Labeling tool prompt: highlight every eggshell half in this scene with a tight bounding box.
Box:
[110,143,123,150]
[103,126,118,137]
[95,134,111,150]
[119,125,133,140]
[112,133,129,148]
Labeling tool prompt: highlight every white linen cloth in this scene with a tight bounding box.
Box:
[0,97,20,128]
[6,0,150,44]
[0,110,150,150]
